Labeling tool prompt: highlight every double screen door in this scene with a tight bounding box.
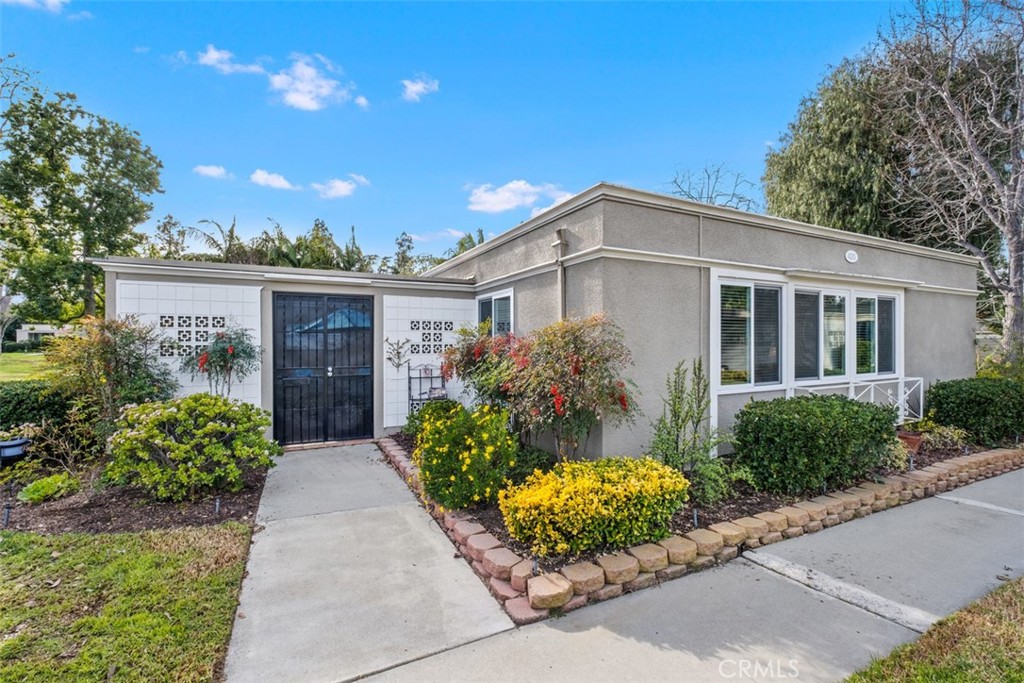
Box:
[273,294,373,445]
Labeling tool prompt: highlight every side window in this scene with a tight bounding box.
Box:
[478,292,512,336]
[719,283,781,387]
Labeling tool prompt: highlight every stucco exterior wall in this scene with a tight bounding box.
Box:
[600,198,976,292]
[904,290,977,386]
[596,259,707,456]
[432,202,604,285]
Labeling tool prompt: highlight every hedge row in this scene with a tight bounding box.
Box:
[0,380,72,430]
[733,394,896,495]
[926,378,1024,446]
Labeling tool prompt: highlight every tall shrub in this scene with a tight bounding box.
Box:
[442,315,637,460]
[926,378,1024,446]
[648,359,743,506]
[441,321,517,407]
[512,315,636,460]
[45,316,177,440]
[412,403,517,509]
[733,395,896,494]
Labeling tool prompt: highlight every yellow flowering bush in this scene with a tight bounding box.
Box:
[499,457,689,557]
[412,403,517,509]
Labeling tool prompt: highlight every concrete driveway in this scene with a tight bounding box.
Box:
[223,445,513,683]
[225,448,1023,683]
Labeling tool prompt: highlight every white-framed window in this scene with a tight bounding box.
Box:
[719,281,783,387]
[477,289,513,336]
[713,269,903,397]
[855,293,897,376]
[794,289,848,381]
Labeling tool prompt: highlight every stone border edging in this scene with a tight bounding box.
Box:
[376,439,1024,625]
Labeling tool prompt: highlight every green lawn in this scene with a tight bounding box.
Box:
[849,577,1024,683]
[0,353,46,381]
[0,523,251,682]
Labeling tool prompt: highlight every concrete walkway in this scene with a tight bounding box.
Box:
[223,445,512,683]
[226,450,1024,683]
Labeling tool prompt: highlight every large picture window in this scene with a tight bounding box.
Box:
[720,283,781,386]
[717,274,900,391]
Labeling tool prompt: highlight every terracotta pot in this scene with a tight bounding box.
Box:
[898,431,924,454]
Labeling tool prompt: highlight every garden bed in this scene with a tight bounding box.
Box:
[379,436,1023,624]
[2,468,266,535]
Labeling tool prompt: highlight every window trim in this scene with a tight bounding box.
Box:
[712,270,788,396]
[852,291,899,380]
[476,288,514,336]
[712,268,904,398]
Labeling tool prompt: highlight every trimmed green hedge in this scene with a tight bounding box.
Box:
[926,378,1024,446]
[0,380,72,430]
[734,395,896,495]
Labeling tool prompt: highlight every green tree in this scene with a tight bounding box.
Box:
[292,219,344,269]
[339,226,378,272]
[763,1,1021,354]
[446,228,486,258]
[187,218,259,264]
[763,59,910,238]
[0,90,162,320]
[142,214,190,260]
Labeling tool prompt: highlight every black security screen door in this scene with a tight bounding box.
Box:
[273,294,374,445]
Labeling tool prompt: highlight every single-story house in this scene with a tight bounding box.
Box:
[97,183,978,454]
[14,323,72,344]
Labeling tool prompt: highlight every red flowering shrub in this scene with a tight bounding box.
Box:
[443,315,636,460]
[181,324,261,397]
[441,322,516,407]
[510,315,636,460]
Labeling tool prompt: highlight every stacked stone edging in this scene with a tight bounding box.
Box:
[377,438,1024,625]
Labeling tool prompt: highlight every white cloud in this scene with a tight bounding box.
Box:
[348,173,370,187]
[193,164,231,179]
[467,180,572,214]
[1,0,68,12]
[401,74,439,102]
[269,54,351,111]
[66,9,91,20]
[197,44,265,75]
[134,46,151,54]
[312,178,358,199]
[530,193,573,218]
[250,169,299,191]
[354,95,369,110]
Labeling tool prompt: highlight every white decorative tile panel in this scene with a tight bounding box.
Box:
[116,279,263,405]
[382,295,476,429]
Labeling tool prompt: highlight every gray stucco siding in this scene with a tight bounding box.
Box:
[699,217,975,291]
[904,290,977,388]
[434,202,604,284]
[596,259,706,457]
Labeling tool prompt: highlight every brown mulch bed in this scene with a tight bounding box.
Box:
[2,467,266,535]
[422,444,985,574]
[391,431,416,454]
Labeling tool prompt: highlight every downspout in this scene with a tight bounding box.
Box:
[552,228,568,320]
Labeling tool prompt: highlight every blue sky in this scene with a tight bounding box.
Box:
[1,1,903,257]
